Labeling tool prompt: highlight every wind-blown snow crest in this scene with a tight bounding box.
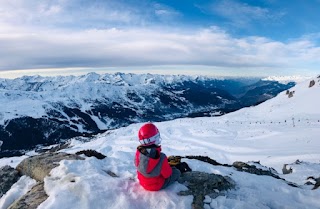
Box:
[1,77,320,209]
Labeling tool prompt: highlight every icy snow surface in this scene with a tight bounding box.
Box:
[1,77,320,209]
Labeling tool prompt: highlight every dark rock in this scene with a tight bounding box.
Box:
[288,91,294,98]
[8,182,48,209]
[178,171,235,209]
[233,161,280,179]
[76,149,106,159]
[182,155,231,167]
[232,161,298,188]
[309,80,315,88]
[305,181,314,186]
[295,159,302,164]
[0,165,21,197]
[282,164,293,174]
[36,142,71,154]
[104,170,118,177]
[16,152,84,181]
[306,176,320,190]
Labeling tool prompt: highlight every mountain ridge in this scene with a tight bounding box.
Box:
[0,76,319,209]
[0,73,294,157]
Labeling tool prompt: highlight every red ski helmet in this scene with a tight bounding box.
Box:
[138,123,161,146]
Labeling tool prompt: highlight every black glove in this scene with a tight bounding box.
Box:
[174,162,192,173]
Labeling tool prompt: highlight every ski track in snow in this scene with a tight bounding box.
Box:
[1,77,320,208]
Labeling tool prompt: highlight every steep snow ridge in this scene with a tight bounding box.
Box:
[229,77,320,121]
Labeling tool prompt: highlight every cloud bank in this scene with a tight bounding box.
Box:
[1,26,319,73]
[0,0,319,76]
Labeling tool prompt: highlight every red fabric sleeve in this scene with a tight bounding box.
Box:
[160,155,172,179]
[134,150,139,167]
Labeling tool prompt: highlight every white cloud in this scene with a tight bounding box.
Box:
[0,0,146,28]
[206,0,285,28]
[0,25,319,76]
[38,3,62,16]
[0,0,319,77]
[154,3,181,21]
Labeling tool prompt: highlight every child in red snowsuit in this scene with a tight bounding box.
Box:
[134,123,181,191]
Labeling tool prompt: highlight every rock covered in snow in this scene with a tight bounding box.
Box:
[16,152,84,181]
[0,166,21,198]
[178,171,235,209]
[8,182,47,209]
[233,161,280,178]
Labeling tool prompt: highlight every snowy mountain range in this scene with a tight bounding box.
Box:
[0,75,319,209]
[0,73,295,157]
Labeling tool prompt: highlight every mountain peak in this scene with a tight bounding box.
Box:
[0,73,294,157]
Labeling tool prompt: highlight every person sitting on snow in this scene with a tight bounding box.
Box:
[134,122,181,191]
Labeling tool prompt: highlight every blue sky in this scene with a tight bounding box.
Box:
[0,0,320,78]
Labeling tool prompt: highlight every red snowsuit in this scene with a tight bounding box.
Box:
[135,145,172,191]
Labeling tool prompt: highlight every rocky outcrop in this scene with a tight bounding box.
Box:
[232,161,280,178]
[282,164,293,174]
[8,182,48,209]
[178,171,235,209]
[309,80,315,88]
[179,155,300,189]
[76,149,107,159]
[288,91,295,98]
[306,176,320,190]
[0,165,21,198]
[36,142,71,154]
[16,152,84,182]
[232,161,298,187]
[3,152,85,209]
[182,156,230,167]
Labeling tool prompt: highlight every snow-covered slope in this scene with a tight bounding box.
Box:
[230,76,320,121]
[0,73,294,156]
[0,72,252,125]
[262,75,312,84]
[0,77,319,209]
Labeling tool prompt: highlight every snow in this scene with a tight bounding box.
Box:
[262,75,312,84]
[1,77,320,208]
[38,158,192,209]
[0,176,36,209]
[0,155,29,168]
[0,72,227,126]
